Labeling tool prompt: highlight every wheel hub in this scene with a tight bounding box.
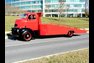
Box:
[26,34,30,37]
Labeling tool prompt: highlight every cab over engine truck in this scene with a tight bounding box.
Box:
[11,12,87,41]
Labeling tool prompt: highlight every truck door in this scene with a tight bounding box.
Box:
[26,14,38,30]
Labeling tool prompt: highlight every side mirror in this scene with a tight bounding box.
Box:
[37,12,42,17]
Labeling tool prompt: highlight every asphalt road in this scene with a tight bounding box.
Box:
[5,33,89,63]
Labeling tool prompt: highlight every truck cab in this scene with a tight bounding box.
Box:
[12,12,42,41]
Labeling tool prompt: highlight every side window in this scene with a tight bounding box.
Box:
[28,15,36,20]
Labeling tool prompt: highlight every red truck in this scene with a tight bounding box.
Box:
[11,12,87,41]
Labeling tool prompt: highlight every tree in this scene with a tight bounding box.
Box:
[5,3,25,16]
[85,0,89,17]
[58,0,65,21]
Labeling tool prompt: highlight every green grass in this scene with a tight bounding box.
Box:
[21,48,89,63]
[5,16,18,31]
[5,16,89,31]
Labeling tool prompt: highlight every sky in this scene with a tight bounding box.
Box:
[5,0,11,3]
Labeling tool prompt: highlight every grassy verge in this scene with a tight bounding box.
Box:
[20,48,89,63]
[5,16,18,31]
[5,16,89,31]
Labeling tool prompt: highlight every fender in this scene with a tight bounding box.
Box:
[19,28,35,36]
[20,28,33,34]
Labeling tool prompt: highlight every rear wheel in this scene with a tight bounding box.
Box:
[67,31,74,37]
[22,31,32,41]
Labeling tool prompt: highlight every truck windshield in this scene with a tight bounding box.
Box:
[19,14,27,18]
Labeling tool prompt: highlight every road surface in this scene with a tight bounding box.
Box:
[5,33,89,63]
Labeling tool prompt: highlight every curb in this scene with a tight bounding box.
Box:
[13,48,88,63]
[5,31,11,34]
[5,31,11,39]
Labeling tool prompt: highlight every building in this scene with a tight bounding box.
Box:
[5,0,86,17]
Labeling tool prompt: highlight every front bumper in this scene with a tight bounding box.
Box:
[11,28,20,37]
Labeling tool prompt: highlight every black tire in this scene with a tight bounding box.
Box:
[22,30,32,41]
[67,31,74,37]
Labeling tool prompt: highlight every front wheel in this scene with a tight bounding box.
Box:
[22,31,32,41]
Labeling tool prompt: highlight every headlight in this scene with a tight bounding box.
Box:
[17,29,19,32]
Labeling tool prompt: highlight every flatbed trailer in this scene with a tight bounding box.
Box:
[39,24,86,36]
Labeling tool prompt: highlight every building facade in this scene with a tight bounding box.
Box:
[5,0,86,17]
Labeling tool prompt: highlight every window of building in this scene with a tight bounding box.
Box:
[38,10,42,12]
[80,0,85,2]
[68,0,80,2]
[74,9,78,12]
[52,9,58,12]
[13,0,19,1]
[70,0,75,2]
[83,4,85,7]
[45,5,51,8]
[32,5,41,9]
[21,2,26,5]
[45,9,58,12]
[74,4,82,7]
[82,9,85,12]
[32,1,36,4]
[45,0,51,3]
[51,4,59,8]
[59,0,66,2]
[51,5,55,8]
[67,9,78,12]
[51,0,59,3]
[45,10,48,12]
[66,4,70,7]
[26,1,31,4]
